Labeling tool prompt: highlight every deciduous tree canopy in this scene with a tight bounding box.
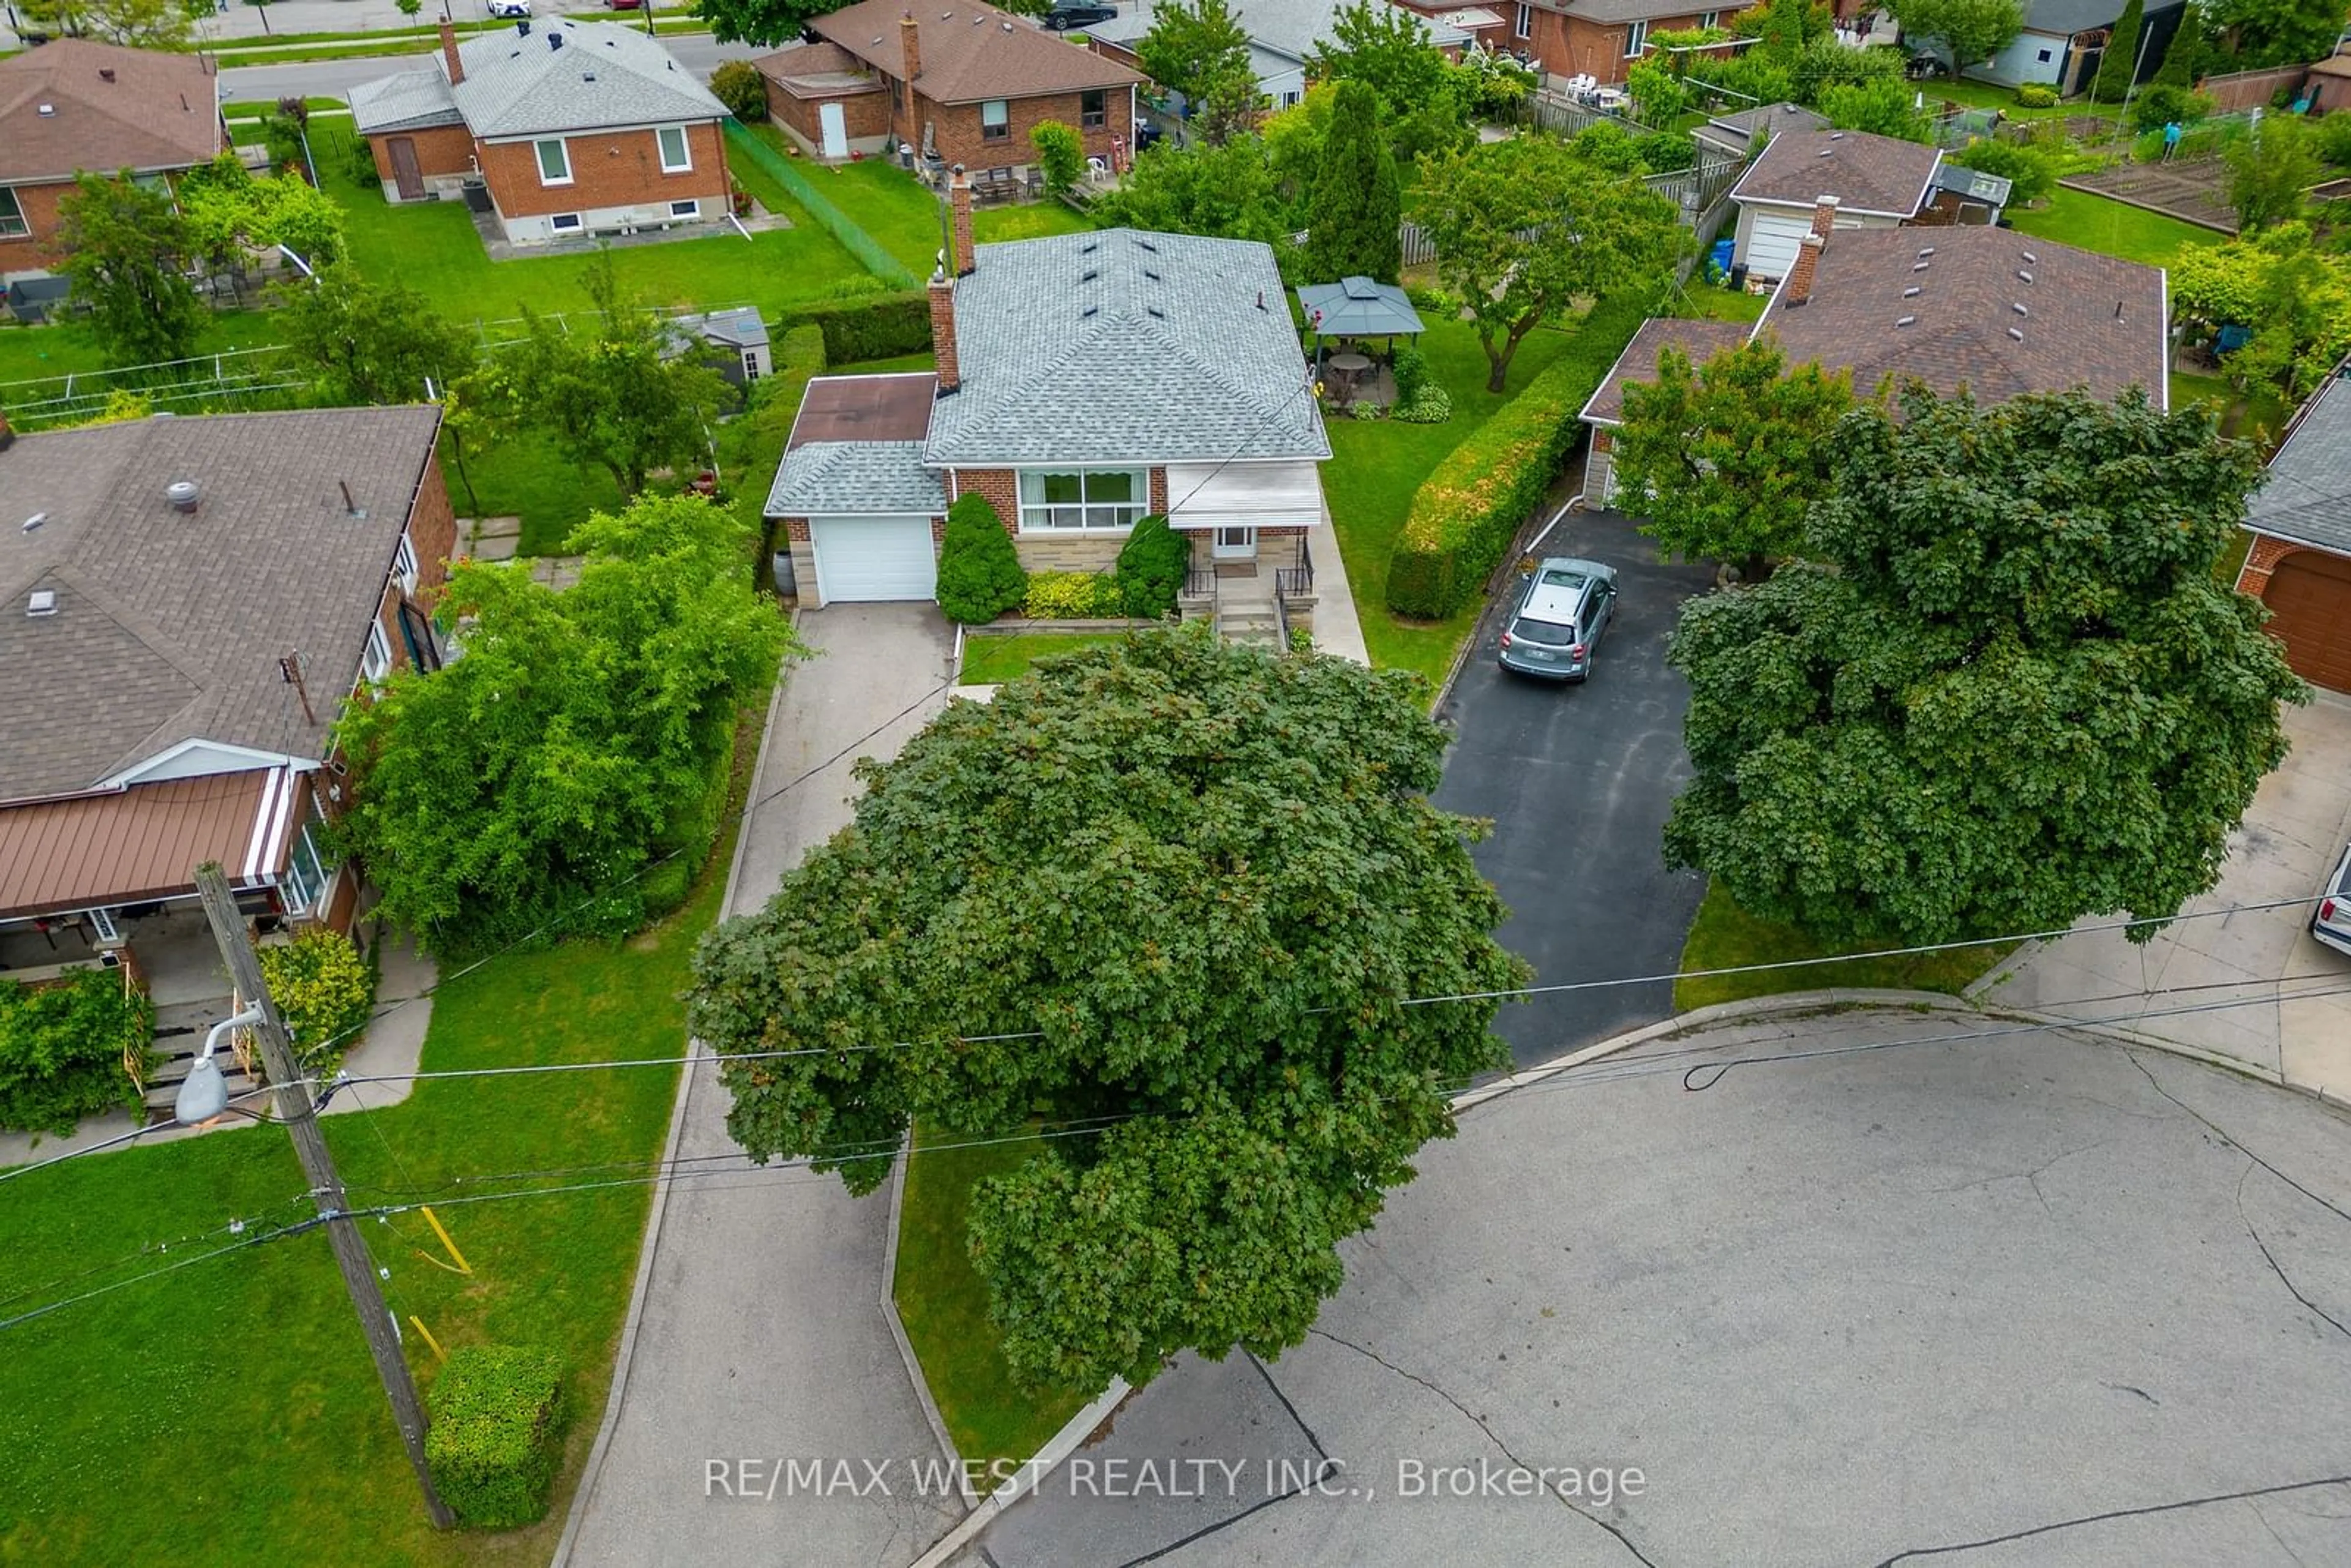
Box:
[56,170,206,369]
[689,629,1527,1394]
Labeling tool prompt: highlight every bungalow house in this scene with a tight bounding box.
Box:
[0,40,225,283]
[756,0,1142,174]
[2235,369,2351,692]
[1580,205,2168,505]
[767,174,1328,637]
[1501,0,1726,89]
[1971,0,2187,94]
[0,407,454,994]
[1728,127,1943,283]
[1086,0,1466,114]
[350,20,730,247]
[1693,100,1828,162]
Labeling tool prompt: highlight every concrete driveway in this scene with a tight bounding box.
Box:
[969,1010,2351,1566]
[1989,689,2351,1101]
[560,606,963,1568]
[1434,509,1715,1067]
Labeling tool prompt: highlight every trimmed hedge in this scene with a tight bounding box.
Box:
[937,493,1027,624]
[0,969,156,1136]
[777,291,932,366]
[1021,570,1130,619]
[427,1346,568,1529]
[1384,296,1650,620]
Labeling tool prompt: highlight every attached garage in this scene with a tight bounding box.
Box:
[2262,552,2351,692]
[2237,373,2351,694]
[1736,206,1881,282]
[809,515,937,604]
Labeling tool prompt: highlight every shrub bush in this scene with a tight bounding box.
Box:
[1637,132,1698,173]
[1391,342,1428,404]
[258,929,376,1076]
[776,323,827,375]
[427,1346,568,1529]
[778,291,931,363]
[936,493,1027,624]
[1384,294,1648,620]
[0,969,156,1135]
[2129,83,2215,134]
[1021,571,1130,619]
[1404,284,1462,320]
[1030,120,1086,198]
[711,60,768,122]
[2014,83,2058,109]
[1114,512,1190,618]
[1952,137,2059,204]
[1390,382,1453,424]
[2314,112,2351,170]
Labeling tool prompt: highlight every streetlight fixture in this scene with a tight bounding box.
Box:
[174,1004,263,1125]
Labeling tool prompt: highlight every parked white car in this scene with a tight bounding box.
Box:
[2314,842,2351,958]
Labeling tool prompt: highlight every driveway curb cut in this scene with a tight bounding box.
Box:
[907,1376,1134,1568]
[550,621,799,1568]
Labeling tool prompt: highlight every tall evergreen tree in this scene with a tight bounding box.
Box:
[1301,81,1401,283]
[2091,0,2145,102]
[2151,0,2203,88]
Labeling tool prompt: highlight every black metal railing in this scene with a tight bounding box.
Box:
[1183,565,1217,601]
[1274,539,1314,599]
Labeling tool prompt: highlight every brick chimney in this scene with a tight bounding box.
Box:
[1810,193,1840,239]
[929,267,960,394]
[440,20,465,85]
[1783,231,1825,307]
[948,165,975,279]
[900,10,922,83]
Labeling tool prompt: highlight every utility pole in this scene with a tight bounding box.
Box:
[194,864,454,1531]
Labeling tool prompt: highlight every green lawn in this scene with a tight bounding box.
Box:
[1673,283,1770,323]
[0,713,768,1566]
[2172,368,2293,450]
[1935,77,2080,121]
[959,632,1128,685]
[2009,187,2225,269]
[1322,317,1573,689]
[1674,883,2019,1013]
[894,1124,1089,1476]
[0,310,287,391]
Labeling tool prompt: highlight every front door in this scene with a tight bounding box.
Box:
[819,102,850,160]
[388,137,424,201]
[1212,525,1256,561]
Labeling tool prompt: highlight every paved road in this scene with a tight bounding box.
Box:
[1433,507,1715,1068]
[969,1010,2351,1566]
[558,607,964,1568]
[214,28,741,100]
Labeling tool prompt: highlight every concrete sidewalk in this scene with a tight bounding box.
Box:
[558,606,963,1568]
[1983,690,2351,1101]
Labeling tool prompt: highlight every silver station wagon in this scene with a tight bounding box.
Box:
[1498,557,1618,683]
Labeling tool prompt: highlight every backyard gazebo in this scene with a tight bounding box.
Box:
[1297,276,1425,407]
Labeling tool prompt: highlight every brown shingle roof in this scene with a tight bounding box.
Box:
[0,39,222,186]
[1731,127,1941,219]
[809,0,1142,105]
[1577,318,1750,426]
[0,767,309,918]
[0,407,444,803]
[1761,227,2167,407]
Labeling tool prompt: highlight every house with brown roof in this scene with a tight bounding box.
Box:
[0,40,225,281]
[1728,127,1943,283]
[1507,0,1723,88]
[1579,203,2169,506]
[350,20,730,247]
[0,405,455,994]
[755,0,1141,178]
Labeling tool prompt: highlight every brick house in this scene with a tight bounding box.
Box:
[0,406,455,978]
[350,20,730,247]
[767,177,1329,639]
[2234,370,2351,693]
[1579,210,2169,505]
[1505,0,1721,88]
[756,0,1141,174]
[0,39,225,282]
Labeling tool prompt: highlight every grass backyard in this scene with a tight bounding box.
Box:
[0,723,767,1566]
[1674,884,2019,1013]
[959,632,1128,685]
[2008,187,2225,269]
[894,1125,1089,1476]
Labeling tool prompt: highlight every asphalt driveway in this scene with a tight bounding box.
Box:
[1434,508,1717,1067]
[969,1011,2351,1567]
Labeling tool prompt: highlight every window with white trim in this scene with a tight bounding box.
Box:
[981,99,1010,141]
[281,800,333,917]
[1281,89,1301,107]
[551,212,583,233]
[1081,89,1108,129]
[1018,468,1146,531]
[362,621,392,684]
[392,532,419,595]
[669,198,700,218]
[1624,19,1647,55]
[0,187,26,239]
[535,138,572,186]
[657,125,692,172]
[1698,10,1719,28]
[1513,2,1531,40]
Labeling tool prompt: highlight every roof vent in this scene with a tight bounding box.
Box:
[37,103,55,116]
[1080,241,1098,253]
[2012,302,2028,316]
[550,31,563,49]
[1895,315,1916,327]
[99,67,116,82]
[2021,251,2038,264]
[20,512,47,533]
[1144,268,1160,281]
[1146,305,1164,319]
[166,479,200,514]
[2006,326,2025,341]
[1912,261,1930,272]
[1081,304,1098,317]
[27,589,58,617]
[1080,268,1098,283]
[1817,146,1834,157]
[2017,269,2033,283]
[1829,132,1844,140]
[1902,285,1921,298]
[583,70,597,80]
[1916,247,1935,258]
[1137,238,1158,253]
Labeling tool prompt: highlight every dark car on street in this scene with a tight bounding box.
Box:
[1044,2,1117,27]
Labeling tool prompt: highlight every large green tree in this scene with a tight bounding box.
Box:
[56,170,207,369]
[1414,136,1684,392]
[1817,76,1933,141]
[1612,336,1857,582]
[2150,0,2205,86]
[1138,0,1252,114]
[1663,386,2304,950]
[2091,0,2145,102]
[2203,0,2345,69]
[275,263,479,407]
[1305,0,1467,162]
[332,494,794,953]
[2224,114,2320,231]
[1300,80,1401,283]
[689,628,1527,1395]
[1090,135,1289,250]
[1886,0,2024,73]
[691,0,833,47]
[2169,222,2351,400]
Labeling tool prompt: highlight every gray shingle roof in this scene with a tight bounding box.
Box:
[926,228,1329,467]
[2246,373,2351,556]
[349,67,462,135]
[765,442,947,517]
[353,20,724,143]
[0,407,443,802]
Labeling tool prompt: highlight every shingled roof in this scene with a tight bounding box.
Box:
[2245,372,2351,557]
[810,0,1141,105]
[1577,318,1751,426]
[0,408,443,803]
[352,19,723,141]
[1732,127,1942,219]
[0,39,222,185]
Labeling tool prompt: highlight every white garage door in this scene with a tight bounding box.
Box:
[1744,211,1812,282]
[811,515,937,603]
